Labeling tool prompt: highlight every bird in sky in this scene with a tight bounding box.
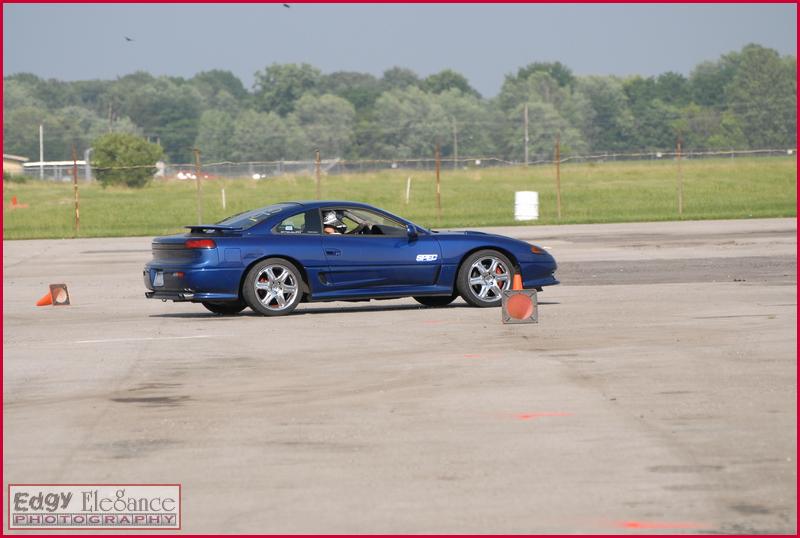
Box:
[282,4,290,8]
[124,36,134,42]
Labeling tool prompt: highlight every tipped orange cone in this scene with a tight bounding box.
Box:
[512,274,523,290]
[35,284,70,307]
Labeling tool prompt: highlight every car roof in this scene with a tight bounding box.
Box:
[264,200,424,231]
[283,200,379,210]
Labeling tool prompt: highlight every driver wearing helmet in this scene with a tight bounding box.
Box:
[323,210,347,234]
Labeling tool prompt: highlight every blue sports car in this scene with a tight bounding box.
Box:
[144,201,558,316]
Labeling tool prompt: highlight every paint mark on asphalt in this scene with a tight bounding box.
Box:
[614,520,710,530]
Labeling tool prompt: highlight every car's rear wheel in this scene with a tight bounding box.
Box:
[414,294,458,307]
[457,250,514,307]
[243,258,303,316]
[202,300,247,315]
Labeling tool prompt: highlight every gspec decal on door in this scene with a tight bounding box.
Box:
[416,254,438,262]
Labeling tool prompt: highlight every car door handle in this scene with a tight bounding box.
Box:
[325,248,341,256]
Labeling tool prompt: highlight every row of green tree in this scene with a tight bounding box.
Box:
[3,43,795,164]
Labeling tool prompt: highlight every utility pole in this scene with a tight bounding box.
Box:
[435,143,442,224]
[72,145,80,237]
[555,134,562,219]
[523,103,529,166]
[452,120,458,170]
[315,149,321,199]
[39,124,44,180]
[676,139,683,216]
[193,148,203,224]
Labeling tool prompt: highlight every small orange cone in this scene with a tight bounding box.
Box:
[35,284,70,306]
[36,291,53,306]
[11,196,18,206]
[502,274,538,324]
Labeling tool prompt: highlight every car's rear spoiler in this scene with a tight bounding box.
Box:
[185,224,244,234]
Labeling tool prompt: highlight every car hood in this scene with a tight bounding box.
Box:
[432,230,488,236]
[432,229,509,240]
[432,229,547,251]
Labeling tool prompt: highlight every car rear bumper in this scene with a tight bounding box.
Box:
[145,290,240,302]
[143,264,242,300]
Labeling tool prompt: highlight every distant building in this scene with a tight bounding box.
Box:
[3,154,29,175]
[23,160,89,182]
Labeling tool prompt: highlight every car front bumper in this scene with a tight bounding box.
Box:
[519,259,559,289]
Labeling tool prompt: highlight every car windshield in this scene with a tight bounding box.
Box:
[216,203,295,230]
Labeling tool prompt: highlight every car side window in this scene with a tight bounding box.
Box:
[350,208,404,229]
[321,207,406,236]
[274,210,321,234]
[339,214,361,233]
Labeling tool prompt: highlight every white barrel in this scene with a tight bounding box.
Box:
[514,191,539,221]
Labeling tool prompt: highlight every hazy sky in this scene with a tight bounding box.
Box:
[3,3,796,97]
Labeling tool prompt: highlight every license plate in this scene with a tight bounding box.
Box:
[153,271,164,287]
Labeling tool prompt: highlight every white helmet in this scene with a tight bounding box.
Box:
[323,211,339,226]
[323,210,347,232]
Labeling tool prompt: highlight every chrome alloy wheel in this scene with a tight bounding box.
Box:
[254,264,299,311]
[467,256,510,302]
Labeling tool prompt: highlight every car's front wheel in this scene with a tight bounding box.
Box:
[414,294,458,307]
[202,300,247,315]
[242,258,303,316]
[457,250,514,307]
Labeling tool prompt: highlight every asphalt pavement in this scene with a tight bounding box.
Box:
[3,218,796,533]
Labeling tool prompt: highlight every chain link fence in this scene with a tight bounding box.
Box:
[21,147,796,182]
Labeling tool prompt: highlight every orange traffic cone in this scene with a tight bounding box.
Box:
[36,291,53,306]
[10,195,28,209]
[35,284,70,306]
[502,274,538,324]
[11,196,18,206]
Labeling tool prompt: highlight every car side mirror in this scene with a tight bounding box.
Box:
[406,224,418,241]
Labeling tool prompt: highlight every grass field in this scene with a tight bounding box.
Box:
[3,157,796,239]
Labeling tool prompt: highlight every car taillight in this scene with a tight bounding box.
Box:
[185,239,216,249]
